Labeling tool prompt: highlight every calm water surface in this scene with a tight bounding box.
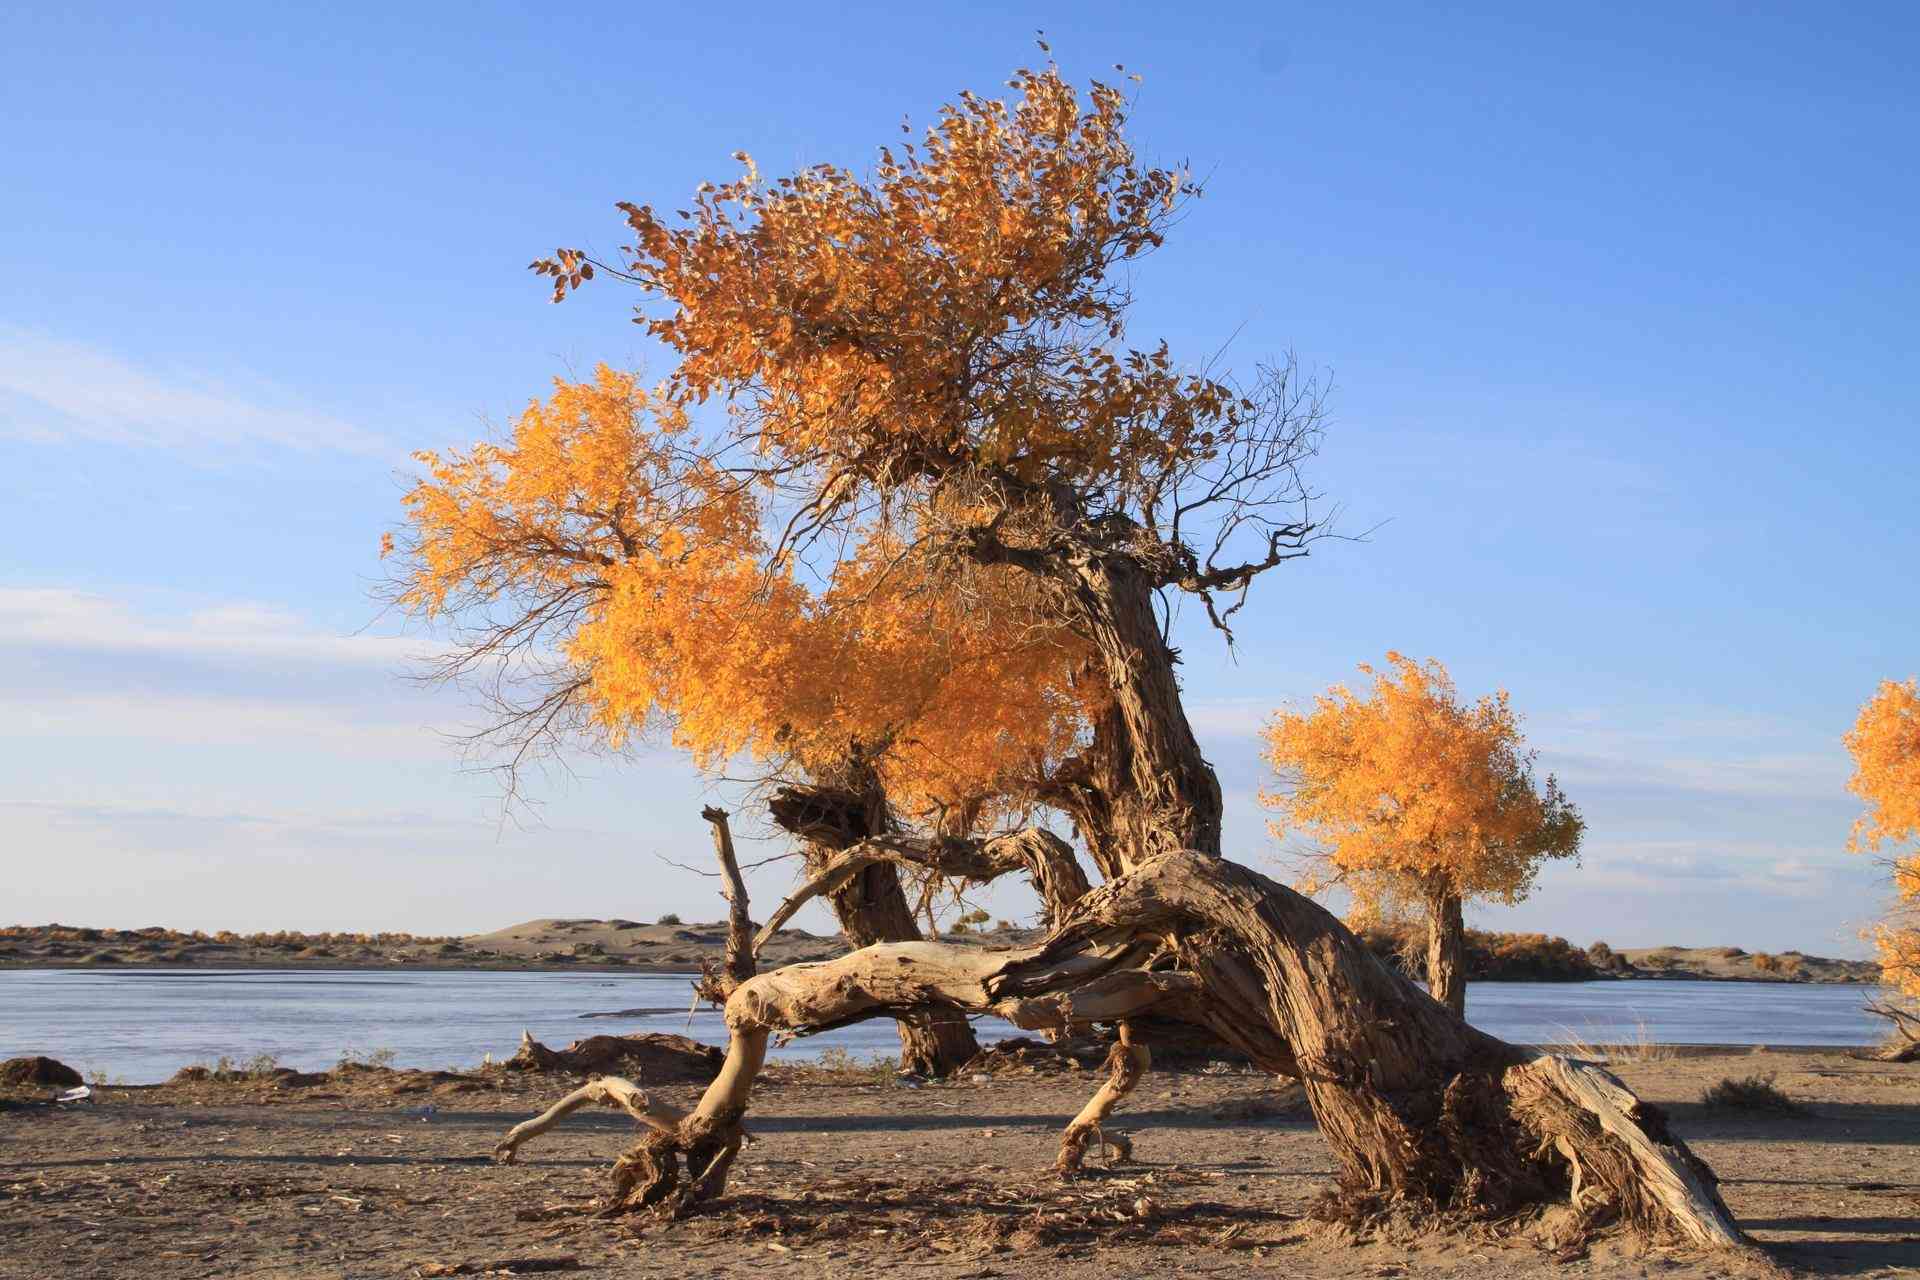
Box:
[0,968,1888,1084]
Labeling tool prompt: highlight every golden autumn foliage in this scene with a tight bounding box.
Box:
[531,65,1287,534]
[388,366,1097,825]
[1844,677,1920,1001]
[1259,653,1583,919]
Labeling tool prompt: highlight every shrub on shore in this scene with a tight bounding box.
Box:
[1,924,463,951]
[1702,1072,1807,1115]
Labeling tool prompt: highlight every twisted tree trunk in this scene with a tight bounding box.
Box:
[1064,558,1223,872]
[527,852,1742,1247]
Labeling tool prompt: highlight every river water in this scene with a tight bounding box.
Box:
[0,968,1888,1084]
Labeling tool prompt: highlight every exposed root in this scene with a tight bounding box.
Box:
[593,1029,767,1215]
[1055,1022,1149,1176]
[1504,1055,1743,1248]
[501,850,1750,1251]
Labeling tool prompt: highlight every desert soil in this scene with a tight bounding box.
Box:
[2,1047,1915,1280]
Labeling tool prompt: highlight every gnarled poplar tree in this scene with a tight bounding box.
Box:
[1845,676,1920,1058]
[490,64,1743,1246]
[1260,653,1584,1014]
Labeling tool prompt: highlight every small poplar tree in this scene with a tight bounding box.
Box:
[1261,653,1583,1015]
[1845,677,1920,1056]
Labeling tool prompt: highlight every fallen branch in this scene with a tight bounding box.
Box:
[1863,999,1920,1063]
[494,1077,682,1164]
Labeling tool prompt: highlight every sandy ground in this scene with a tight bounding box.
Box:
[2,1047,1915,1280]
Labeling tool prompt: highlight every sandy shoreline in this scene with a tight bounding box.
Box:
[2,1045,1913,1279]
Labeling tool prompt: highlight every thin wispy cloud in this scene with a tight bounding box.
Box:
[0,586,434,668]
[0,328,388,453]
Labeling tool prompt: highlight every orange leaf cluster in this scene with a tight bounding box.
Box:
[391,366,1096,825]
[1259,653,1582,916]
[533,66,1250,503]
[1844,677,1920,999]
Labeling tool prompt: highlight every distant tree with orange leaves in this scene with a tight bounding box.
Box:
[1260,653,1583,1014]
[1845,677,1920,1054]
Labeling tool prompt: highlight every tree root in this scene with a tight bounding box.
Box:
[1055,1022,1148,1176]
[1505,1055,1742,1247]
[607,1108,748,1217]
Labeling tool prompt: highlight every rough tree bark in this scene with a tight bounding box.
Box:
[1060,558,1224,873]
[519,852,1743,1248]
[766,778,979,1076]
[1425,890,1467,1017]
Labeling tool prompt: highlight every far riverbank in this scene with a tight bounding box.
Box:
[1,920,1883,985]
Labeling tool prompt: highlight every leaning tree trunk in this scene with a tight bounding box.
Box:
[523,852,1745,1248]
[1426,890,1467,1017]
[1059,558,1224,874]
[768,777,979,1076]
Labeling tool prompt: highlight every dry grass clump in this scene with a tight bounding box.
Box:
[1552,1017,1673,1064]
[1700,1072,1807,1115]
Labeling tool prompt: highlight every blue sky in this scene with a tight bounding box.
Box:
[2,2,1913,953]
